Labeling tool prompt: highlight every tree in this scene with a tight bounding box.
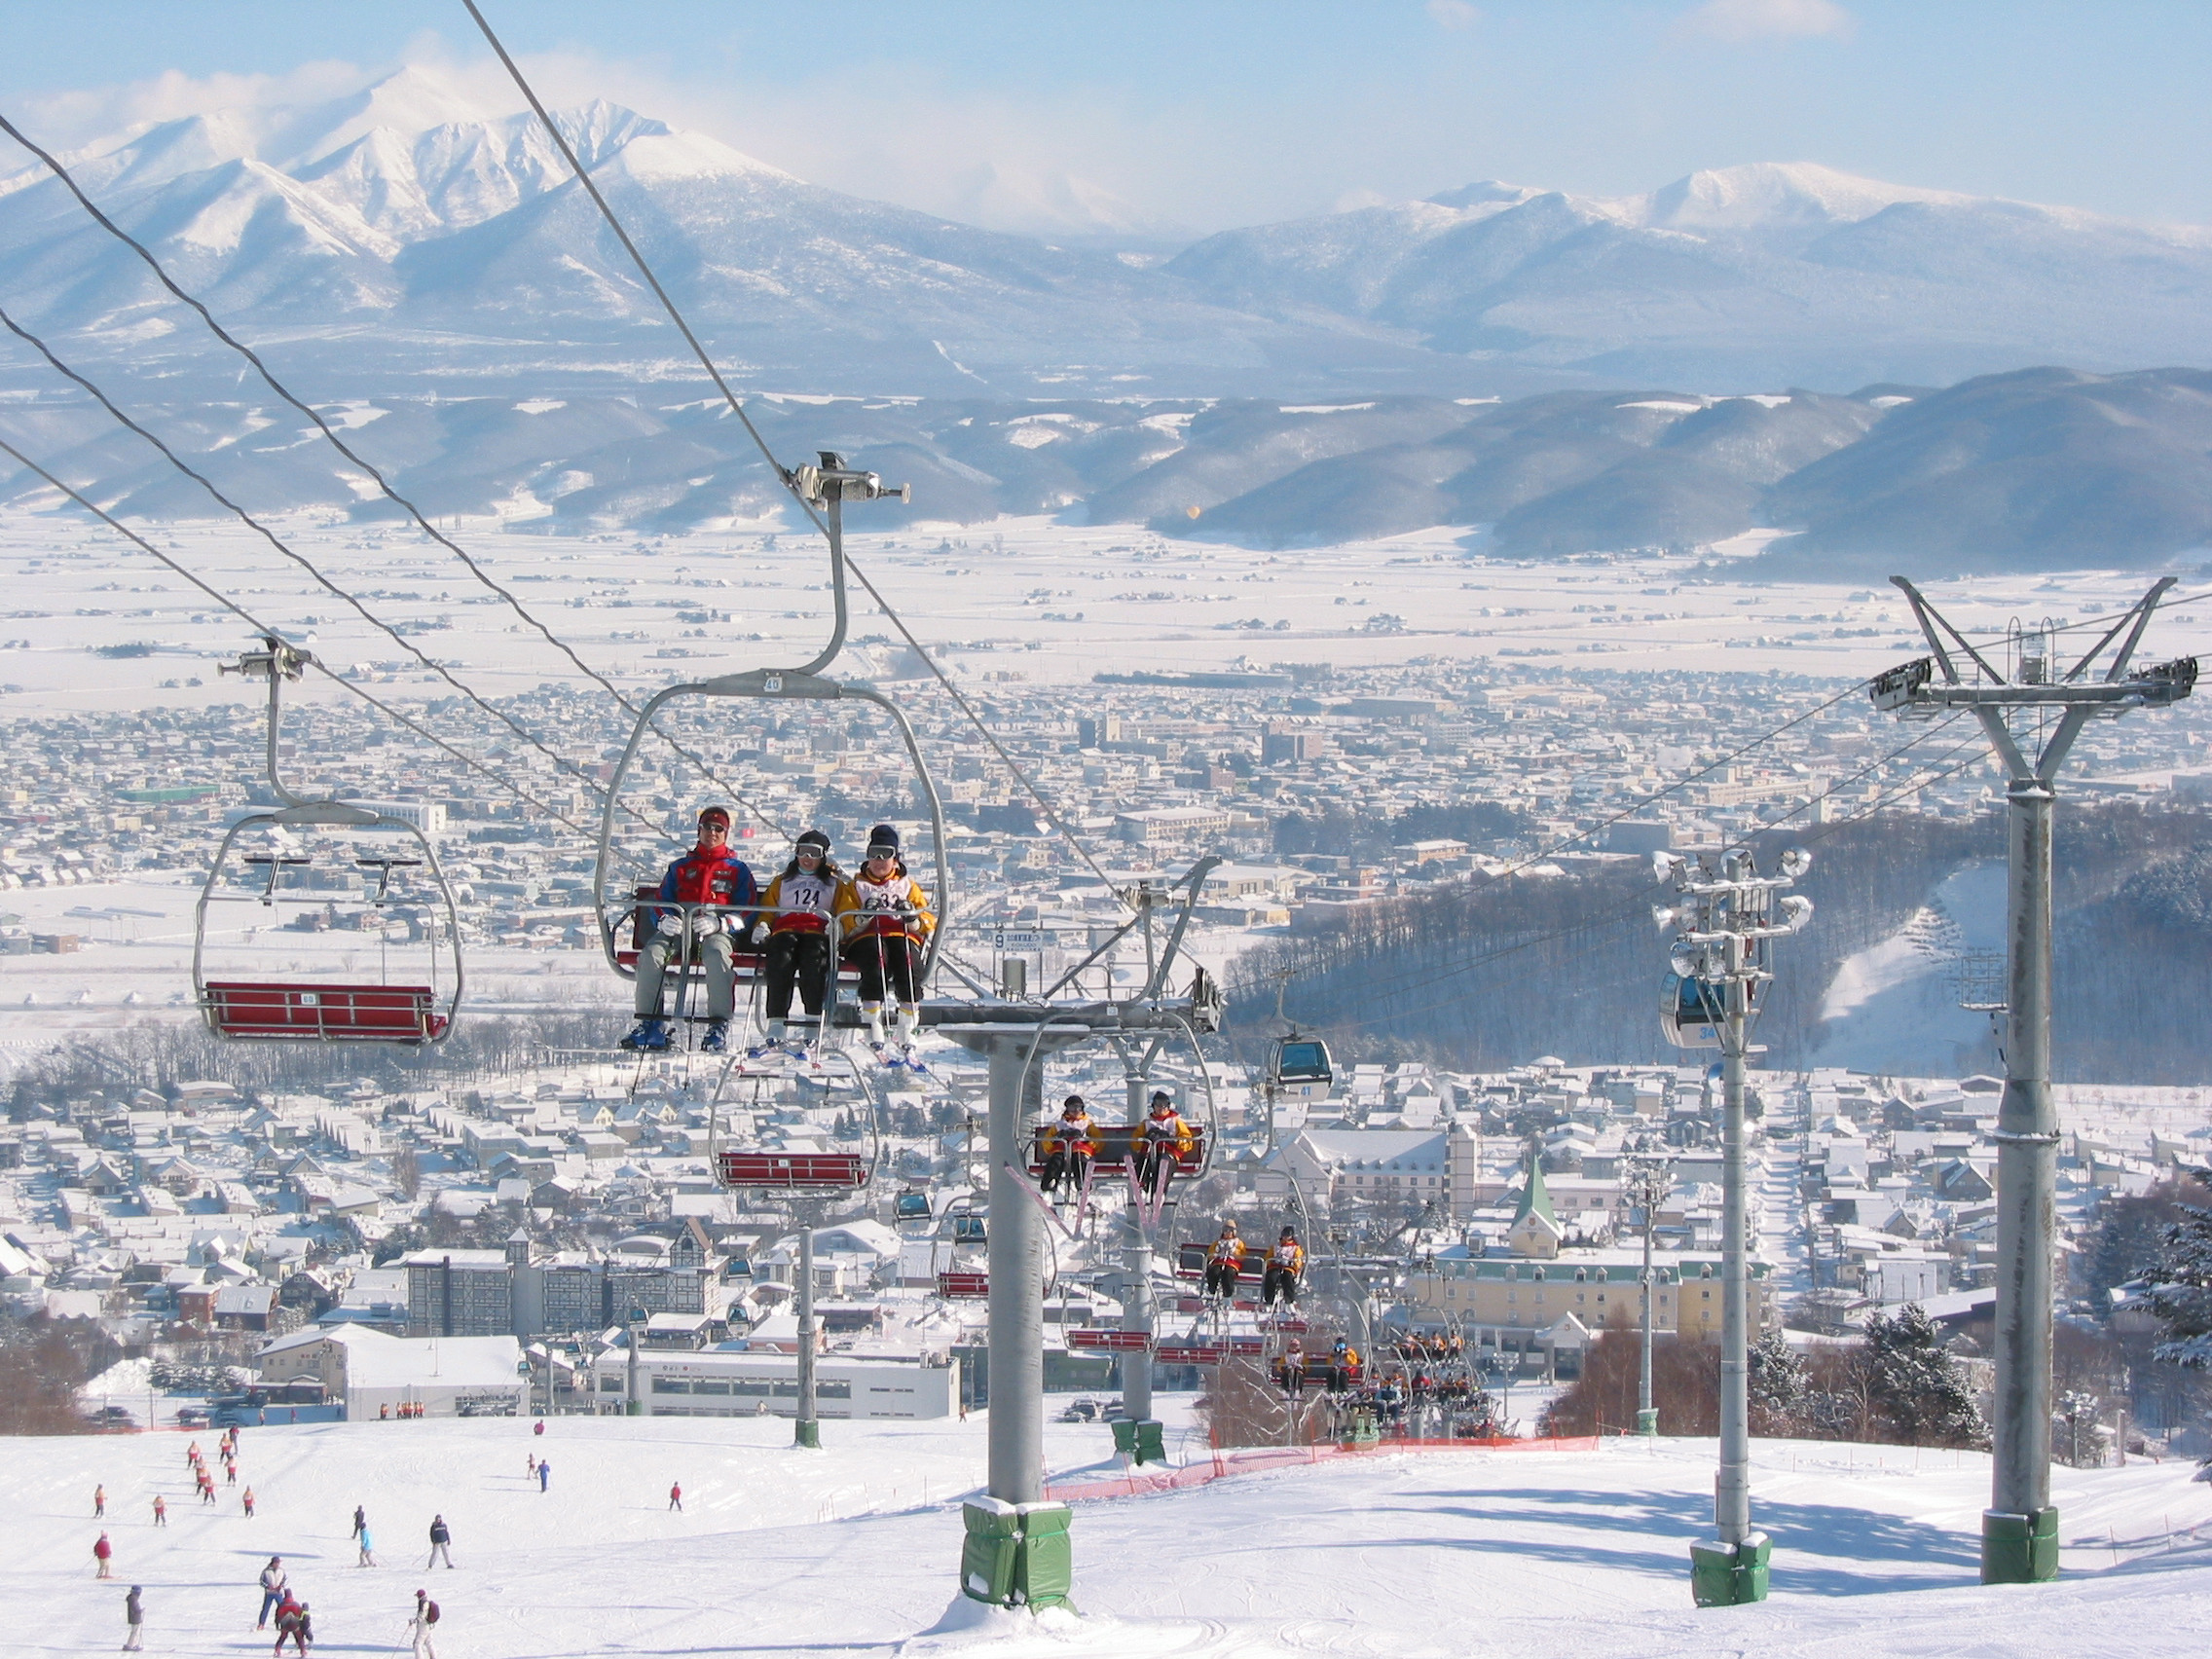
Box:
[2142,1173,2212,1370]
[1748,1327,1808,1435]
[1862,1303,1989,1449]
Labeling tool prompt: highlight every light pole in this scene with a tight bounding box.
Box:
[1657,845,1814,1607]
[1875,576,2194,1584]
[1625,1151,1673,1436]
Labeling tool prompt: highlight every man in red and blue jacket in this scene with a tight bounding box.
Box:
[621,805,758,1053]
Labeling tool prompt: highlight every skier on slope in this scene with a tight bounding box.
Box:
[122,1584,144,1652]
[835,825,933,1053]
[750,830,849,1054]
[425,1515,454,1569]
[621,804,758,1054]
[668,1481,683,1512]
[1038,1096,1097,1198]
[407,1589,440,1659]
[1204,1221,1245,1299]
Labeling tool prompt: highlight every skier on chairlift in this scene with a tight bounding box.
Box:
[1133,1090,1194,1204]
[836,824,934,1060]
[1264,1225,1305,1308]
[621,804,758,1054]
[1038,1095,1096,1198]
[750,830,847,1057]
[1204,1220,1244,1299]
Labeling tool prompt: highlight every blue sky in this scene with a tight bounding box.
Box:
[2,1,2207,236]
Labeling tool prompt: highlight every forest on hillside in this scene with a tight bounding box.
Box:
[1229,803,2212,1084]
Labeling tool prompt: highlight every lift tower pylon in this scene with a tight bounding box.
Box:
[1876,575,2196,1585]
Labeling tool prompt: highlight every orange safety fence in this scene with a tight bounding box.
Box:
[1042,1434,1602,1502]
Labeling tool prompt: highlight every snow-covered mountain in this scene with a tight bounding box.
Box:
[3,78,2209,405]
[1168,162,2212,389]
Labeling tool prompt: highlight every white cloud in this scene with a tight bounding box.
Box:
[1677,0,1856,44]
[1426,1,1481,31]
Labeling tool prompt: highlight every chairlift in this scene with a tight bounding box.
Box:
[192,638,461,1045]
[590,454,949,1047]
[707,1060,883,1192]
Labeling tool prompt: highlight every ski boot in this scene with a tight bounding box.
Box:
[700,1018,729,1054]
[618,1017,672,1052]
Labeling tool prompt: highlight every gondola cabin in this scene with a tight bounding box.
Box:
[1659,973,1725,1049]
[1270,1035,1334,1098]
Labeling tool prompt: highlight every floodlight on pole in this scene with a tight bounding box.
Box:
[1658,845,1813,1607]
[1875,574,2195,1586]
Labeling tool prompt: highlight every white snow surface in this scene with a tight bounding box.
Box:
[22,1413,2212,1658]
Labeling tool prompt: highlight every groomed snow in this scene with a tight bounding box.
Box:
[23,1412,2212,1657]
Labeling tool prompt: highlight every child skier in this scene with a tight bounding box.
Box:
[836,825,933,1053]
[1204,1222,1245,1299]
[751,830,847,1052]
[1133,1092,1194,1201]
[1264,1226,1305,1308]
[1038,1096,1097,1198]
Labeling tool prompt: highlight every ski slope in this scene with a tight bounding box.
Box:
[19,1412,2212,1658]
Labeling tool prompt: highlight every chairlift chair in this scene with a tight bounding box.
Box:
[590,454,947,1047]
[192,637,461,1045]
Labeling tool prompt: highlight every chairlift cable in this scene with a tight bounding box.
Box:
[0,339,697,847]
[463,3,1130,903]
[0,105,785,839]
[0,303,599,790]
[0,433,593,834]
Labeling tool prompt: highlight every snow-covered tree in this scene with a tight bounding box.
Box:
[1748,1327,1808,1434]
[1862,1302,1989,1449]
[2143,1175,2212,1369]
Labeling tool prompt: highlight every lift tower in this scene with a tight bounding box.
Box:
[1875,576,2196,1585]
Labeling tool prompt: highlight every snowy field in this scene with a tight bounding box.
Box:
[1,506,2202,714]
[19,1412,2212,1658]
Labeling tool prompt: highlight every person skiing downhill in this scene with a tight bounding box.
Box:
[836,825,934,1051]
[751,830,848,1052]
[357,1523,378,1567]
[536,1459,550,1493]
[1038,1096,1097,1198]
[350,1505,365,1541]
[425,1515,454,1569]
[1204,1221,1245,1299]
[407,1590,439,1659]
[122,1585,144,1652]
[621,804,758,1054]
[93,1531,113,1578]
[668,1481,682,1512]
[93,1483,104,1518]
[151,1494,166,1527]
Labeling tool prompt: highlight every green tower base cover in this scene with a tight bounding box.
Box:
[960,1498,1076,1612]
[1133,1420,1165,1465]
[793,1419,821,1450]
[1690,1532,1771,1606]
[1982,1507,2059,1584]
[1636,1408,1659,1436]
[1015,1501,1075,1611]
[961,1499,1021,1605]
[1110,1419,1137,1456]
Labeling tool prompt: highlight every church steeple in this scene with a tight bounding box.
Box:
[1508,1142,1563,1260]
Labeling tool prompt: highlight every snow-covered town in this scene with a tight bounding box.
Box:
[8,7,2212,1659]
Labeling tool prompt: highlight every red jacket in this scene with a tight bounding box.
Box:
[653,845,757,921]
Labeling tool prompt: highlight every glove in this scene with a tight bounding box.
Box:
[655,913,683,939]
[690,910,724,938]
[750,922,769,944]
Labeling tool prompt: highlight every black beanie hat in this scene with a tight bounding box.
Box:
[866,823,900,856]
